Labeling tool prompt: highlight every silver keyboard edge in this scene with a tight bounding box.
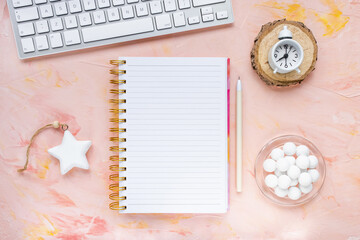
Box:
[6,0,234,60]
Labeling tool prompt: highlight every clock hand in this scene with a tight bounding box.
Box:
[276,56,286,62]
[276,51,290,62]
[287,46,293,54]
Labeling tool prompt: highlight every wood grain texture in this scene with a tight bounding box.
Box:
[251,19,318,86]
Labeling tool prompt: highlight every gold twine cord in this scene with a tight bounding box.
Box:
[18,121,68,173]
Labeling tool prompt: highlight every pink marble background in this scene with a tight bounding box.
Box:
[1,0,360,239]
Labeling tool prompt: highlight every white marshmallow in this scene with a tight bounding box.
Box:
[265,174,278,188]
[285,156,296,165]
[300,184,313,194]
[308,155,319,168]
[263,159,276,172]
[299,172,312,186]
[296,145,310,156]
[274,186,288,198]
[287,165,301,179]
[270,148,284,161]
[288,187,301,200]
[283,142,297,156]
[277,158,290,172]
[296,155,310,170]
[290,178,298,186]
[278,175,291,189]
[308,169,320,183]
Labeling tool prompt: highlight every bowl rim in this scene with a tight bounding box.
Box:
[254,134,326,206]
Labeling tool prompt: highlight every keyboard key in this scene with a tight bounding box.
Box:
[150,1,162,14]
[82,17,154,43]
[107,8,120,21]
[127,0,139,3]
[201,6,212,15]
[135,3,148,17]
[15,7,39,23]
[79,12,92,26]
[173,12,185,27]
[21,38,35,53]
[121,6,134,19]
[216,10,228,20]
[188,16,199,24]
[64,29,81,45]
[202,13,213,22]
[18,22,35,36]
[164,0,176,12]
[65,15,78,28]
[155,14,172,30]
[12,0,32,8]
[98,0,110,8]
[83,0,96,10]
[113,0,125,6]
[35,0,47,4]
[192,0,225,7]
[40,5,53,18]
[68,0,82,13]
[35,35,49,50]
[35,20,49,33]
[49,32,63,48]
[178,0,190,9]
[54,2,68,15]
[93,10,106,24]
[50,18,63,31]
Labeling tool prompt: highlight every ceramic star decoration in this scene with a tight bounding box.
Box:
[48,130,92,175]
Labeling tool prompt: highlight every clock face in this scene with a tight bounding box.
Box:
[273,43,300,69]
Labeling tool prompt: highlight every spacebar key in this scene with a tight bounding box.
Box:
[82,18,154,43]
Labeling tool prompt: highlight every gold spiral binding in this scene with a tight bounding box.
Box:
[109,127,126,133]
[109,202,126,211]
[110,108,126,113]
[109,59,127,211]
[110,146,126,152]
[110,60,126,66]
[109,183,127,191]
[109,192,127,201]
[110,137,126,142]
[109,174,126,181]
[110,89,126,94]
[110,69,126,75]
[109,99,126,104]
[110,156,126,161]
[110,118,126,123]
[110,79,126,84]
[109,165,126,171]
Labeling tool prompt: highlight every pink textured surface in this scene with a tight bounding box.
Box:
[1,0,360,239]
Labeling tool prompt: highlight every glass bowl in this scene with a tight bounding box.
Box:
[254,135,326,206]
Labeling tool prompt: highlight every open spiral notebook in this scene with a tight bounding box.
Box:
[109,57,229,213]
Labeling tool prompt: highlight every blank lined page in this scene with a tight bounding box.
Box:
[117,57,228,213]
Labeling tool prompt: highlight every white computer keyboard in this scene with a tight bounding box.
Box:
[7,0,234,59]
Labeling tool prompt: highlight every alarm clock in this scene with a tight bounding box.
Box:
[268,26,304,74]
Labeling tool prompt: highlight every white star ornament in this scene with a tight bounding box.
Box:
[48,130,92,175]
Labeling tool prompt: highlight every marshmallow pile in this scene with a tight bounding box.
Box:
[263,142,320,200]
